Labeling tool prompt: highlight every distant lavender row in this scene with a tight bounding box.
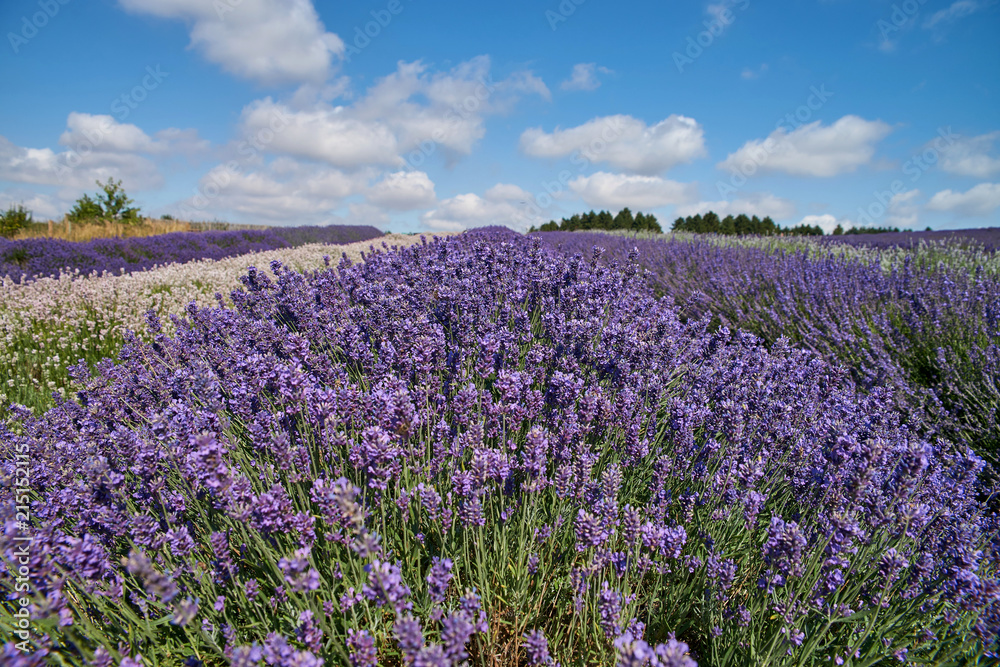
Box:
[534,231,1000,459]
[821,227,1000,252]
[0,225,383,282]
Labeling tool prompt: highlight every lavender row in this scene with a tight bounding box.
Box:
[820,227,1000,252]
[1,230,996,665]
[0,225,384,283]
[535,231,1000,461]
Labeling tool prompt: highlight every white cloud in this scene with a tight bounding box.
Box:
[923,0,984,29]
[177,159,373,224]
[365,171,436,210]
[520,115,706,175]
[420,192,528,232]
[0,190,66,220]
[568,172,697,209]
[236,57,549,169]
[740,63,768,80]
[58,113,209,156]
[118,0,344,85]
[706,0,745,33]
[926,182,1000,217]
[674,192,796,221]
[560,63,612,92]
[797,214,842,234]
[938,131,1000,178]
[329,202,391,229]
[484,183,533,202]
[886,189,921,227]
[719,115,892,177]
[238,98,401,169]
[0,114,206,193]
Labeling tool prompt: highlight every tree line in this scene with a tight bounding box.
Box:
[529,208,663,233]
[672,212,824,236]
[673,212,921,237]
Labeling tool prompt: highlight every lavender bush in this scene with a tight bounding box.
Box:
[534,232,1000,462]
[0,226,383,283]
[2,231,997,665]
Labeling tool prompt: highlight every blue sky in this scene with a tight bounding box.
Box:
[1,0,998,232]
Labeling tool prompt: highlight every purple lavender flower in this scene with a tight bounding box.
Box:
[230,645,264,667]
[125,550,177,602]
[394,614,424,664]
[522,629,554,665]
[762,517,808,588]
[346,629,378,667]
[598,582,624,639]
[278,548,321,593]
[426,557,454,605]
[363,560,412,613]
[576,508,609,551]
[170,597,199,627]
[264,633,324,667]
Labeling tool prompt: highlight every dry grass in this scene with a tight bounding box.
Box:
[11,218,267,242]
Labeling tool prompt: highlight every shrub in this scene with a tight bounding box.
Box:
[0,204,32,238]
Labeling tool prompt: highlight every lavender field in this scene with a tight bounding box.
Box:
[1,228,999,666]
[0,225,383,283]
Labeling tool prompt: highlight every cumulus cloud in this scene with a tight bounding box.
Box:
[365,171,436,210]
[417,182,544,232]
[0,113,206,193]
[328,202,391,229]
[520,115,706,175]
[420,194,524,232]
[176,159,373,224]
[560,63,612,92]
[886,189,921,227]
[938,131,1000,178]
[674,192,796,221]
[568,172,697,209]
[926,182,1000,217]
[484,183,533,202]
[238,99,400,169]
[59,113,209,156]
[718,115,892,177]
[237,57,550,169]
[118,0,344,85]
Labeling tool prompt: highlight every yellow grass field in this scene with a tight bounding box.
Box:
[10,218,265,242]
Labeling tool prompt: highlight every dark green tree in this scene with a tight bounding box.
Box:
[0,204,32,237]
[67,178,142,224]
